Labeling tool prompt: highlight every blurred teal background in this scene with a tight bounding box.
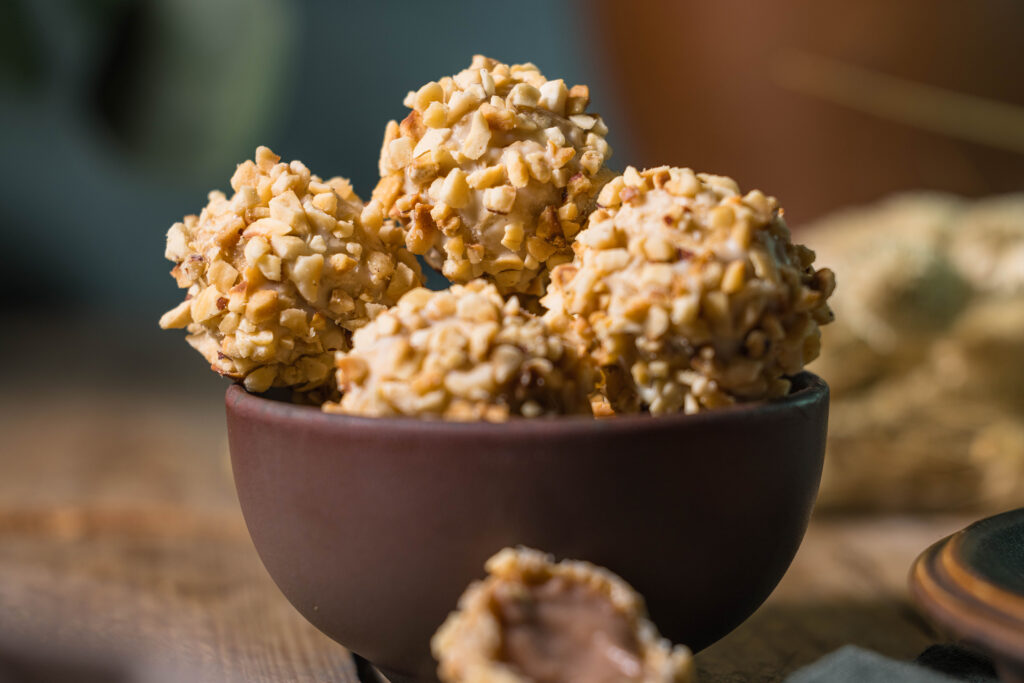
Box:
[0,0,629,318]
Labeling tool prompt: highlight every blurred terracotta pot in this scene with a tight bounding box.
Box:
[592,0,1024,224]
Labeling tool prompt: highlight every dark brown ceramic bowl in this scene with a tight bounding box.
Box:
[226,372,829,682]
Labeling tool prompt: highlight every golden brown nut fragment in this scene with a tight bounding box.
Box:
[323,281,593,420]
[542,166,836,415]
[432,547,694,683]
[159,146,423,392]
[371,55,614,297]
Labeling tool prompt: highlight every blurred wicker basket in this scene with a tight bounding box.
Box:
[806,194,1024,513]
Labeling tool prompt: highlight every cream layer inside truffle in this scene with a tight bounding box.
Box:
[494,576,643,683]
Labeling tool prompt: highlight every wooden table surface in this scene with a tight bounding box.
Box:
[0,380,970,682]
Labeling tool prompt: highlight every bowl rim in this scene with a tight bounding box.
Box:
[226,371,828,436]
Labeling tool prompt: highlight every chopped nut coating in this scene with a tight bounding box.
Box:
[160,147,423,391]
[542,166,835,415]
[324,280,593,420]
[373,55,614,297]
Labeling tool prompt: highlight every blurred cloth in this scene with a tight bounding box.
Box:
[788,645,997,683]
[805,193,1024,513]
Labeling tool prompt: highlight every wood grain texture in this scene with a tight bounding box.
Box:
[0,384,969,682]
[0,387,358,683]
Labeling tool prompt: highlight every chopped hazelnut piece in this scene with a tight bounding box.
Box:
[483,185,517,214]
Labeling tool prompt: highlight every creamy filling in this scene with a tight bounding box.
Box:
[494,576,643,683]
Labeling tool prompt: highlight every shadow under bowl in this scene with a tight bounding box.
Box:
[226,372,829,681]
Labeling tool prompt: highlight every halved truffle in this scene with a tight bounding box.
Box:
[432,547,693,683]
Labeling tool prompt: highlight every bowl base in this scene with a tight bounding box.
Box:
[354,654,428,683]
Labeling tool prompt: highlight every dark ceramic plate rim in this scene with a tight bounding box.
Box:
[226,371,827,434]
[910,508,1024,675]
[955,508,1024,599]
